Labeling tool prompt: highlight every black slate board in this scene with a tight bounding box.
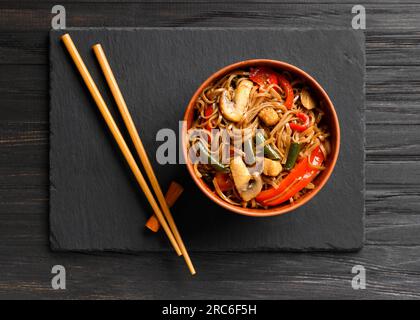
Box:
[50,28,365,252]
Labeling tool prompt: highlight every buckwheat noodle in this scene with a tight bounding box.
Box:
[187,68,331,208]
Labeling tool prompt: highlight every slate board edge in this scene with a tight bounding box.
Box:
[49,28,366,253]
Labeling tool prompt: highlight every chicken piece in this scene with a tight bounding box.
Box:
[258,107,279,126]
[263,158,282,177]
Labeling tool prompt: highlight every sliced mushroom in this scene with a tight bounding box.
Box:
[240,174,262,201]
[220,80,253,122]
[300,88,316,110]
[263,158,282,177]
[230,157,263,201]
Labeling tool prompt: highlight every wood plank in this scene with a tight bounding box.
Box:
[367,161,420,187]
[0,32,47,65]
[0,65,47,121]
[2,0,419,3]
[0,279,417,299]
[0,122,48,170]
[367,124,420,161]
[366,101,420,125]
[367,66,420,102]
[1,245,420,282]
[367,189,420,216]
[367,30,420,66]
[1,3,420,32]
[0,246,419,299]
[365,190,420,243]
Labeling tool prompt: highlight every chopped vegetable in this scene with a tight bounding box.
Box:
[284,142,300,170]
[145,215,160,232]
[289,112,309,132]
[215,172,233,192]
[145,181,184,232]
[277,75,294,109]
[256,146,324,206]
[249,68,293,109]
[196,141,229,172]
[249,67,279,87]
[255,131,281,160]
[243,137,256,165]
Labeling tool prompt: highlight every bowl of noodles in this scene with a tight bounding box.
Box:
[182,59,340,217]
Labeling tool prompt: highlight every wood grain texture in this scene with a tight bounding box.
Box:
[2,3,420,31]
[0,0,419,299]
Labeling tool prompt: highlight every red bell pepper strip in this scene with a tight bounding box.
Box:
[289,112,309,132]
[215,172,233,192]
[256,146,324,206]
[249,67,279,87]
[277,74,294,110]
[249,68,294,109]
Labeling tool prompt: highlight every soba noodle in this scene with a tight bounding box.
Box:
[187,67,330,208]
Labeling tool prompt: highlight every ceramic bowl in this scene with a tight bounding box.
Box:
[182,59,340,217]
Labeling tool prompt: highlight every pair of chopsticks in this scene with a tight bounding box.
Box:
[61,33,195,275]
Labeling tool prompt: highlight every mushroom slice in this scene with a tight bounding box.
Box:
[300,88,316,110]
[220,80,253,122]
[230,157,263,201]
[240,174,262,202]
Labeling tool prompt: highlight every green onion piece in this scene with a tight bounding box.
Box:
[284,143,300,170]
[243,137,256,165]
[255,131,281,160]
[196,141,229,172]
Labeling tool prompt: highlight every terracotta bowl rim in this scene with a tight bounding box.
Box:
[182,59,340,217]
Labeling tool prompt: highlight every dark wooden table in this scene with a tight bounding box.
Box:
[1,0,420,299]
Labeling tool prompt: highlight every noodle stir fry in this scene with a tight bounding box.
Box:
[187,67,331,208]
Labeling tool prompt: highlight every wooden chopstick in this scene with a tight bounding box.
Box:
[60,33,183,258]
[92,44,196,276]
